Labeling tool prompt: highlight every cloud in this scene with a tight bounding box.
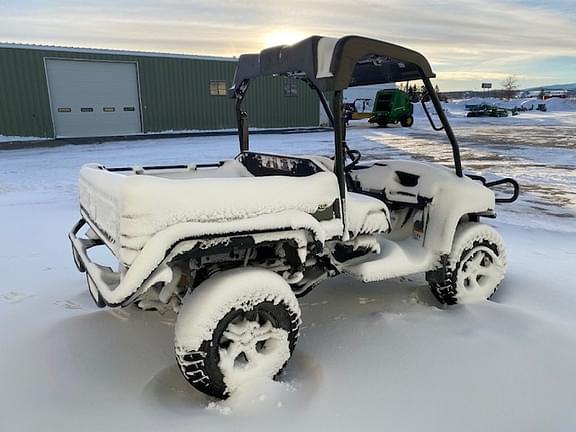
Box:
[1,0,575,89]
[437,71,524,81]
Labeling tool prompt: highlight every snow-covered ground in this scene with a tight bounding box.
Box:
[1,106,576,431]
[0,135,48,143]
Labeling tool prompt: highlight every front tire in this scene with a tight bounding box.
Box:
[426,222,507,305]
[174,268,301,399]
[400,114,414,127]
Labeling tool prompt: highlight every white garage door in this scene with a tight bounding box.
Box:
[45,59,142,138]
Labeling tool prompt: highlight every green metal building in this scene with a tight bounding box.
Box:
[0,43,320,139]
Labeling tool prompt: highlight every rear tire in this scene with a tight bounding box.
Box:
[400,115,414,127]
[174,268,301,399]
[426,223,507,305]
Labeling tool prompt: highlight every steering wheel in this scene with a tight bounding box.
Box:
[344,149,362,172]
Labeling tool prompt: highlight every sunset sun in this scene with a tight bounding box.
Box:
[263,29,306,47]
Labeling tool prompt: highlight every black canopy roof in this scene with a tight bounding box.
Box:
[231,35,435,95]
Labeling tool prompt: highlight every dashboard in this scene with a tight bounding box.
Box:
[237,152,325,177]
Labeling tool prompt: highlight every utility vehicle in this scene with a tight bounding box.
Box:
[368,88,414,127]
[69,35,519,399]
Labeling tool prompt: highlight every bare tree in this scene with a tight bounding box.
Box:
[502,75,519,99]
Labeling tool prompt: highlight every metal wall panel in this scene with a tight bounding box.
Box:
[0,48,54,137]
[136,56,238,132]
[245,76,320,129]
[0,46,320,138]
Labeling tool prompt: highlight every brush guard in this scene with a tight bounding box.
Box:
[467,174,520,203]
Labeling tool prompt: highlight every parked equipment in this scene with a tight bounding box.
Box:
[368,89,414,127]
[344,98,373,122]
[70,35,519,400]
[465,103,509,118]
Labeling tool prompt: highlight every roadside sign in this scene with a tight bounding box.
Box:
[481,83,492,89]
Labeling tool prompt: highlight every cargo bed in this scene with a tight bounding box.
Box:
[78,155,341,266]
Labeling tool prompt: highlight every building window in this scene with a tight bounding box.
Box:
[80,107,93,112]
[123,106,135,112]
[209,80,227,96]
[284,80,298,97]
[103,107,115,112]
[57,107,72,113]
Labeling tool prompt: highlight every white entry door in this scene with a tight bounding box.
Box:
[45,59,142,137]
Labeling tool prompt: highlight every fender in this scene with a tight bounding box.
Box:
[70,211,331,307]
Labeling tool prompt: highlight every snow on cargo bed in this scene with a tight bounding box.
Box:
[79,158,340,265]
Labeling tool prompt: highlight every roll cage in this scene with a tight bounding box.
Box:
[230,35,465,230]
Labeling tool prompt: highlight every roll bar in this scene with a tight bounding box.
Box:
[232,35,466,236]
[422,76,463,177]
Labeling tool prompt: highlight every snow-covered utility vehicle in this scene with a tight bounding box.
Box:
[69,35,519,399]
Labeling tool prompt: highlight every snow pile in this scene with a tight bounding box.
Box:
[412,101,453,119]
[0,135,48,143]
[447,97,576,113]
[0,135,52,149]
[450,97,503,107]
[541,97,576,112]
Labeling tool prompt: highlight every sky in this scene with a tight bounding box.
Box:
[1,0,575,91]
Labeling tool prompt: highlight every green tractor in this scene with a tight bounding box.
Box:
[368,88,414,127]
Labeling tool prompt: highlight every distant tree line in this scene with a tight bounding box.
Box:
[402,82,447,102]
[398,76,568,101]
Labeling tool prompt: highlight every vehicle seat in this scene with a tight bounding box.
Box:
[346,192,391,236]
